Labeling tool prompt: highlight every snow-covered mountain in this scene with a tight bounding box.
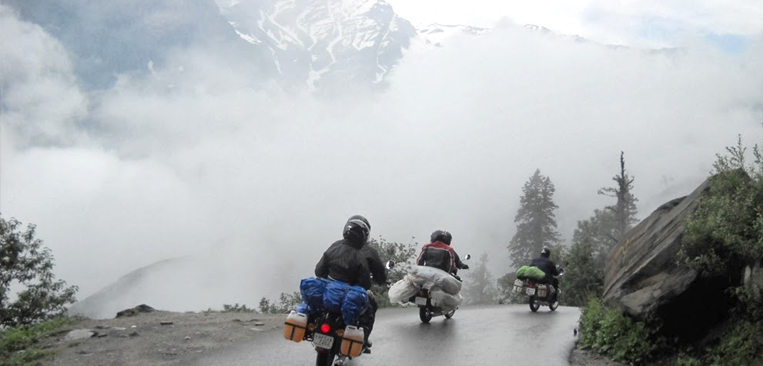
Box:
[415,23,489,48]
[3,0,486,91]
[215,0,417,89]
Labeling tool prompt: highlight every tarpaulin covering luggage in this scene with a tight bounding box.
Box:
[323,280,350,312]
[388,276,421,303]
[300,277,328,309]
[295,302,313,315]
[342,285,370,325]
[430,288,462,311]
[408,265,462,295]
[516,265,546,280]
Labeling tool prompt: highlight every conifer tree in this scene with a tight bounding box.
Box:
[508,169,560,268]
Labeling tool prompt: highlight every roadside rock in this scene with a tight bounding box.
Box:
[602,182,706,317]
[744,260,763,293]
[64,329,96,341]
[116,304,156,318]
[603,178,739,340]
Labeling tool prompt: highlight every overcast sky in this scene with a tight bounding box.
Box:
[1,1,762,315]
[388,0,763,48]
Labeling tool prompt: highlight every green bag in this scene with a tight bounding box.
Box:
[516,266,529,278]
[516,265,546,279]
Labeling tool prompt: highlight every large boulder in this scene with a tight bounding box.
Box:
[602,178,737,339]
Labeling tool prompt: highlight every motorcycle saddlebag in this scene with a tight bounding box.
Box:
[537,284,548,298]
[300,277,328,309]
[323,280,350,313]
[341,285,369,325]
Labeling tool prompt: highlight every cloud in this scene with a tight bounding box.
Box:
[388,0,763,47]
[1,6,762,315]
[0,6,89,147]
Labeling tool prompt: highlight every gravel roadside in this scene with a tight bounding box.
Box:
[38,310,283,366]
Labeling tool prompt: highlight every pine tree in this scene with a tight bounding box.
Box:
[564,221,608,305]
[508,169,560,268]
[572,209,618,267]
[598,152,639,244]
[463,253,497,305]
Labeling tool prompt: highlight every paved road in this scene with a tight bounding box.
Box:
[190,304,580,366]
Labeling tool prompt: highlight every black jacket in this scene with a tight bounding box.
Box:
[530,256,559,281]
[360,244,387,285]
[315,239,372,289]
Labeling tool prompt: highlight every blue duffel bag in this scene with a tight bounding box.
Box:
[342,285,370,325]
[323,280,350,313]
[300,277,328,309]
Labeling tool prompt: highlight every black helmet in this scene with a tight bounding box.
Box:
[343,215,370,244]
[540,246,551,258]
[430,230,452,245]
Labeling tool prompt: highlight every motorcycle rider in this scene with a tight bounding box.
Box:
[530,247,560,300]
[416,230,469,279]
[353,216,387,350]
[314,215,382,352]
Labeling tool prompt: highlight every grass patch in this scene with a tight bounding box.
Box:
[0,317,73,366]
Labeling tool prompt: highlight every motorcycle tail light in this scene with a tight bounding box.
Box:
[419,290,427,296]
[320,323,331,333]
[528,283,535,288]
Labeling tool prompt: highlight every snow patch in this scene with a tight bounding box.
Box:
[235,29,261,44]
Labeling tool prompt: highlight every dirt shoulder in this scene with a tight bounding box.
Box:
[569,343,628,366]
[35,310,283,366]
[569,345,629,366]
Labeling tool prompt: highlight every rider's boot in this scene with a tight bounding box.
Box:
[362,326,372,354]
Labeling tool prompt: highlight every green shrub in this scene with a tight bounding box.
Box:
[579,297,604,346]
[258,292,302,314]
[709,319,763,366]
[221,303,256,313]
[579,298,658,365]
[680,135,763,277]
[1,216,78,328]
[674,356,702,366]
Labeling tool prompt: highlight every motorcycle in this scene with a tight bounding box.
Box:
[306,310,361,366]
[512,265,563,312]
[287,261,395,366]
[410,254,470,323]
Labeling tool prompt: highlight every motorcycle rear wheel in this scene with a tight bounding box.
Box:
[315,349,335,366]
[529,296,540,312]
[419,307,433,323]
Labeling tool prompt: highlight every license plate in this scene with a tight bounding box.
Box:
[514,279,524,286]
[415,297,428,306]
[526,287,536,296]
[312,333,334,350]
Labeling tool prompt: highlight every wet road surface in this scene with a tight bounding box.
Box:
[190,304,580,366]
